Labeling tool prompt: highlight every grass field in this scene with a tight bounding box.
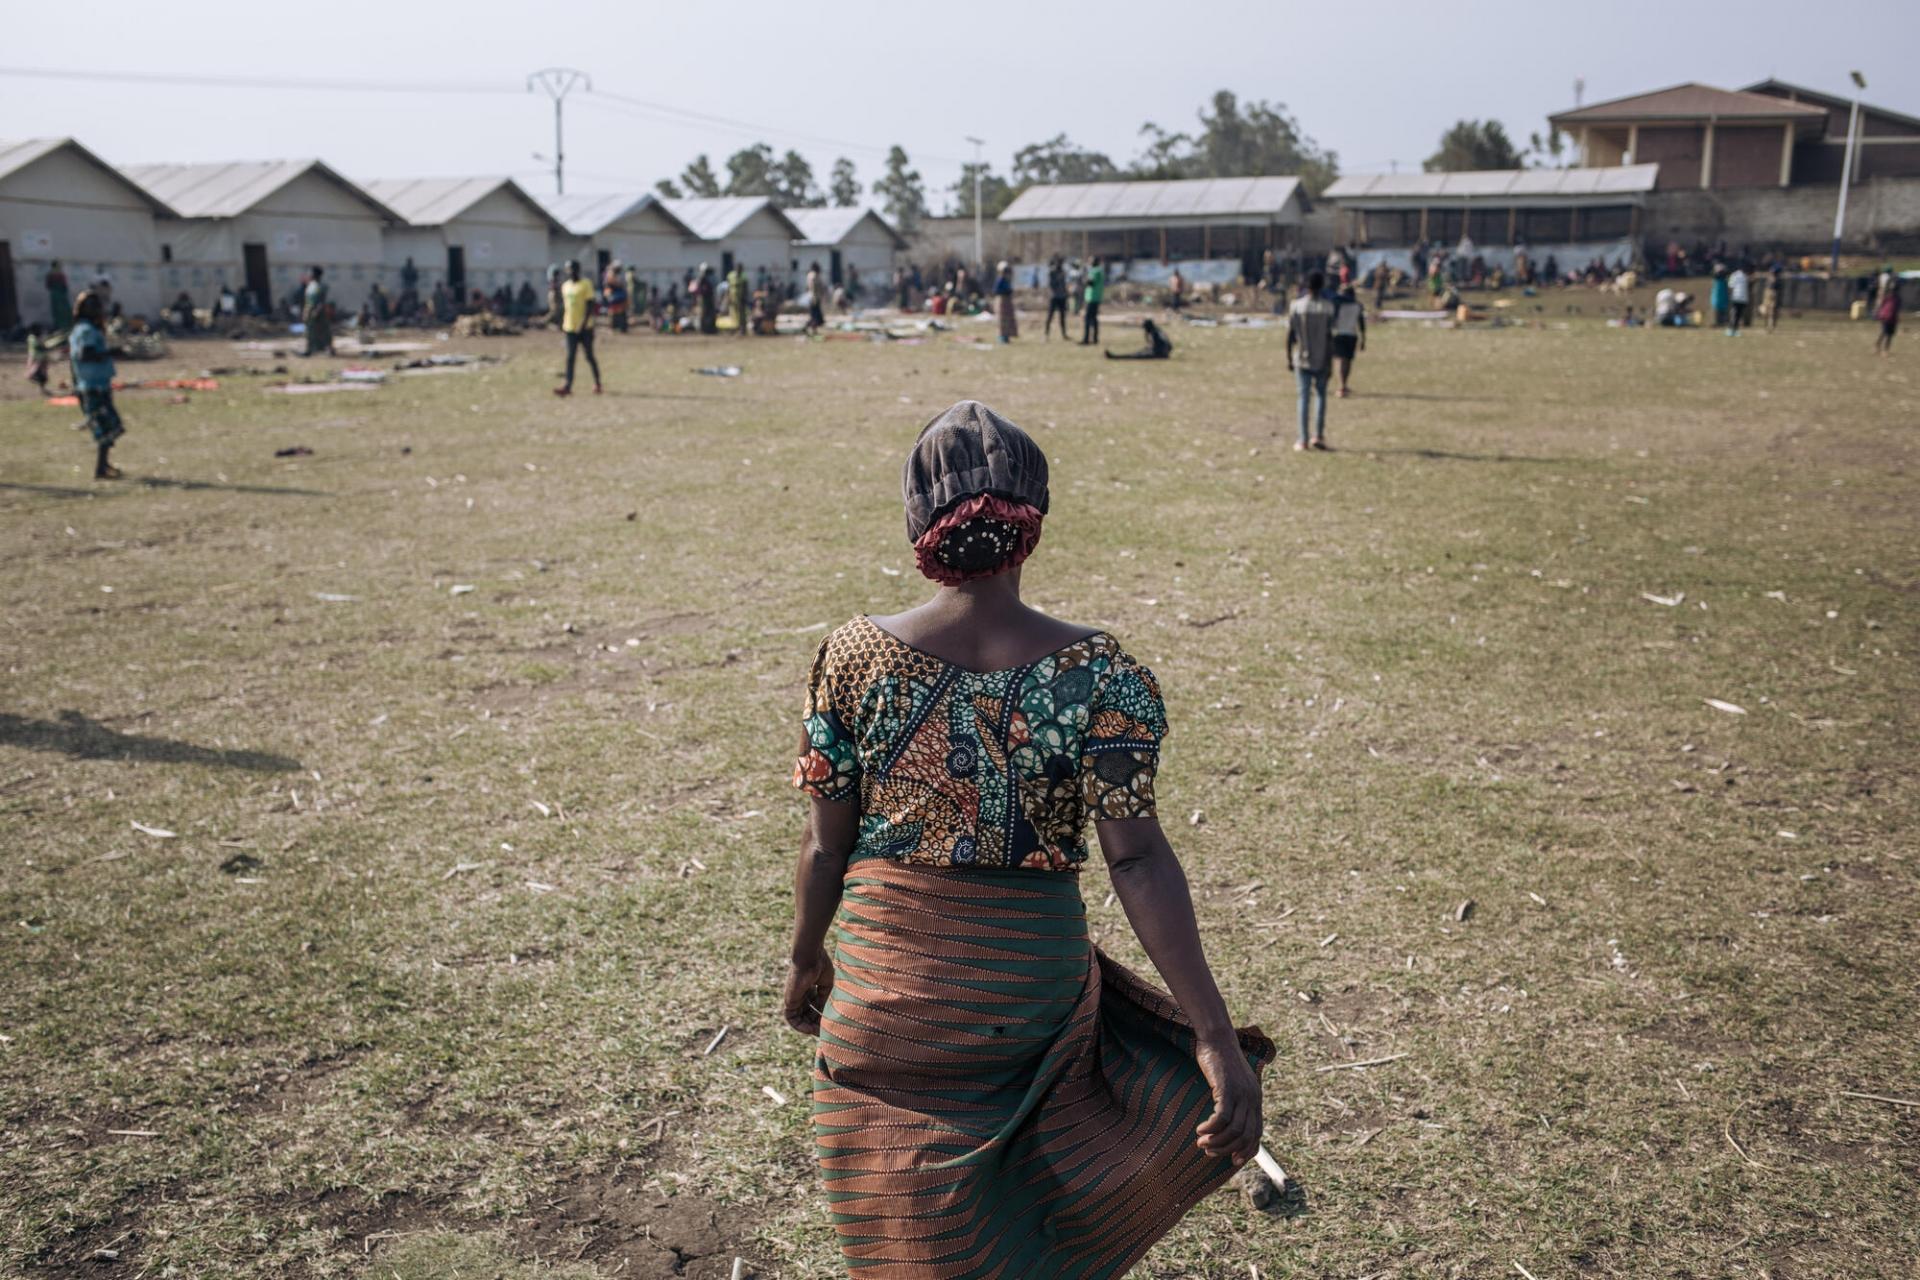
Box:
[2,295,1916,1280]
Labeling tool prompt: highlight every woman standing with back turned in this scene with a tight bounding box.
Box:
[785,400,1273,1278]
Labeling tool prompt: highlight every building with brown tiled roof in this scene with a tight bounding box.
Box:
[1741,80,1920,183]
[1549,83,1828,190]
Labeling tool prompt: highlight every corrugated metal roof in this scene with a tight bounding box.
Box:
[1742,79,1920,133]
[0,137,177,213]
[1324,164,1661,202]
[360,176,558,230]
[536,191,696,239]
[1551,82,1827,125]
[119,158,398,220]
[659,196,805,241]
[999,176,1304,224]
[787,207,906,248]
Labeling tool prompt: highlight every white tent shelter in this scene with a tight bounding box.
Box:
[539,192,698,290]
[787,208,906,297]
[1322,164,1660,273]
[999,176,1307,268]
[120,159,398,312]
[361,177,563,305]
[660,197,806,284]
[0,138,175,327]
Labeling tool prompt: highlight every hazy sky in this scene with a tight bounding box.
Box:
[4,0,1915,209]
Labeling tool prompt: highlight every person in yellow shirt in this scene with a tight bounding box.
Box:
[554,260,603,397]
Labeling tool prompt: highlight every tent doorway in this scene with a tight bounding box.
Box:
[0,242,17,330]
[830,249,843,286]
[447,246,466,299]
[242,243,270,311]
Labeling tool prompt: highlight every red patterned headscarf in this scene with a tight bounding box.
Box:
[912,494,1044,586]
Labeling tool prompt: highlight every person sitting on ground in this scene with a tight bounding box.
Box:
[1104,317,1173,360]
[169,291,196,331]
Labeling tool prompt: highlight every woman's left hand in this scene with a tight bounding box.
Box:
[782,947,835,1036]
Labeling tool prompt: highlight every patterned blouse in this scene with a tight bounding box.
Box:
[792,616,1168,873]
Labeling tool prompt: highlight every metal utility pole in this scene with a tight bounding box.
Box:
[965,135,985,269]
[528,68,590,195]
[1831,70,1866,271]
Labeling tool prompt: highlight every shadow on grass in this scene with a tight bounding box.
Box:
[0,711,302,772]
[1363,448,1563,464]
[0,477,328,499]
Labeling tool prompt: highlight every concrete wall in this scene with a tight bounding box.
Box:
[904,216,1013,271]
[1716,125,1785,188]
[1644,175,1920,253]
[0,146,164,323]
[1640,126,1704,189]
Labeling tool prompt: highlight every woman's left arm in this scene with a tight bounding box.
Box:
[782,792,858,1035]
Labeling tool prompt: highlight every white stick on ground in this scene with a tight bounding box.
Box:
[1513,1263,1540,1280]
[1314,1052,1408,1073]
[1840,1090,1919,1108]
[1253,1147,1288,1191]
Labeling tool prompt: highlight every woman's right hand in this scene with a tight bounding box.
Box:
[782,947,834,1036]
[1193,1034,1264,1165]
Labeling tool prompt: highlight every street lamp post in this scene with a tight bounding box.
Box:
[1831,70,1866,272]
[965,136,985,270]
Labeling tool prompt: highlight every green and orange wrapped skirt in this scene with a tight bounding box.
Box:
[812,857,1276,1278]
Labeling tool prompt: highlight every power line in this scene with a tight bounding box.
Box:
[582,91,967,167]
[0,64,969,170]
[0,65,518,94]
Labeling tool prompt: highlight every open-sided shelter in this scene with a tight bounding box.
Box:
[120,159,397,312]
[361,177,564,302]
[0,138,176,328]
[1324,165,1661,274]
[998,176,1307,284]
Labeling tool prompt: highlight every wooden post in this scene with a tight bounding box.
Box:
[1778,123,1794,186]
[1627,124,1639,164]
[1700,121,1716,189]
[1418,207,1429,241]
[1158,226,1167,262]
[1081,229,1089,259]
[1506,206,1517,244]
[1569,207,1581,240]
[1202,225,1211,259]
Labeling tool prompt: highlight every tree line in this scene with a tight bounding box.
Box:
[650,92,1562,233]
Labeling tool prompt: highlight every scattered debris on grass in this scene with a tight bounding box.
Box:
[1642,591,1685,607]
[761,1085,788,1106]
[1703,698,1748,715]
[275,446,314,458]
[1454,899,1475,922]
[695,365,742,377]
[704,1026,730,1056]
[130,821,176,839]
[1315,1053,1408,1073]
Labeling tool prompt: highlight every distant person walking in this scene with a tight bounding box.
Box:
[1763,263,1783,331]
[1331,284,1367,398]
[45,261,73,330]
[1080,256,1105,345]
[301,266,333,356]
[1168,266,1187,312]
[994,261,1018,344]
[553,260,602,397]
[1726,266,1750,335]
[1044,256,1069,339]
[804,261,827,336]
[69,292,124,479]
[546,265,564,328]
[1287,270,1336,451]
[1874,281,1900,357]
[1068,258,1085,315]
[1710,267,1730,330]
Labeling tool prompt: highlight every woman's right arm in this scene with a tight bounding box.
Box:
[783,792,857,1035]
[1095,817,1264,1165]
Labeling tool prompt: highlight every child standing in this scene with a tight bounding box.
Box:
[69,292,124,479]
[24,324,52,395]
